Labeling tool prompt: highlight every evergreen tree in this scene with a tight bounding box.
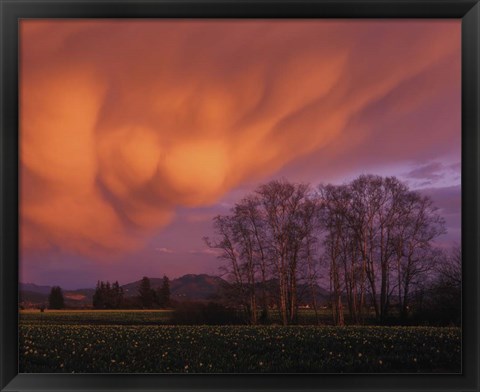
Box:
[111,281,124,309]
[138,276,155,308]
[48,286,65,309]
[157,275,171,308]
[92,281,104,309]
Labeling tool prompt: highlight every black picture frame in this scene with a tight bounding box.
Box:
[1,0,479,391]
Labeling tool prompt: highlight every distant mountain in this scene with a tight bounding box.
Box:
[20,274,227,306]
[122,275,330,304]
[19,283,51,295]
[296,282,330,305]
[19,290,48,305]
[171,274,226,300]
[19,284,95,308]
[20,274,331,307]
[122,274,226,301]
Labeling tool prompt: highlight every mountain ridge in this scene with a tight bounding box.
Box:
[19,274,330,307]
[19,274,228,305]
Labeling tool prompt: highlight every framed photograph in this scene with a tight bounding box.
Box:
[1,0,479,391]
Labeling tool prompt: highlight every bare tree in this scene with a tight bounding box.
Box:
[237,195,271,321]
[413,246,461,325]
[437,245,461,288]
[207,180,320,325]
[319,175,446,323]
[318,184,352,325]
[231,201,260,324]
[204,215,252,322]
[393,192,446,318]
[256,180,317,324]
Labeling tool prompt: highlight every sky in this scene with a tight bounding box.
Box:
[19,20,461,289]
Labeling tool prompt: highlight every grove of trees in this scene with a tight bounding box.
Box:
[92,281,124,309]
[206,175,458,326]
[92,276,171,309]
[137,275,171,309]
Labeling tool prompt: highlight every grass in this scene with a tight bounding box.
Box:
[19,308,369,326]
[20,309,174,325]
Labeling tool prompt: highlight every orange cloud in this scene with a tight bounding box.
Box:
[20,20,460,260]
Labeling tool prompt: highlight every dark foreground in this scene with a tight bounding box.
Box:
[19,312,461,373]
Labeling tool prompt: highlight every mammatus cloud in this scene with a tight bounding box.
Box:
[20,20,460,260]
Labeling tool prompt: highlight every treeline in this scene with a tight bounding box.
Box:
[92,276,171,309]
[206,175,460,326]
[36,276,172,311]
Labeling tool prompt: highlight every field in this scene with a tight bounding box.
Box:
[20,309,173,325]
[19,308,364,326]
[19,310,461,373]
